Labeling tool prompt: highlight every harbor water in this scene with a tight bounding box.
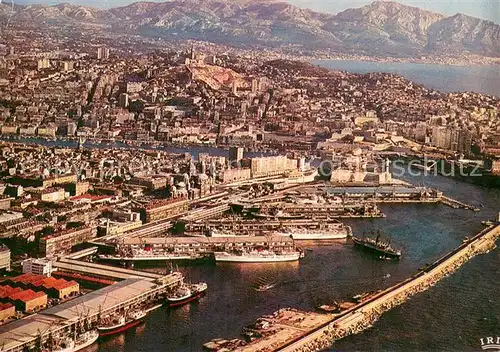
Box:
[97,171,500,352]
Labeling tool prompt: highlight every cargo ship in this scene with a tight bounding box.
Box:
[98,310,147,337]
[352,231,402,260]
[214,250,303,263]
[274,224,352,240]
[51,330,99,352]
[167,282,208,307]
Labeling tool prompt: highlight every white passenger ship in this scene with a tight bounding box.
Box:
[275,224,352,240]
[214,250,302,263]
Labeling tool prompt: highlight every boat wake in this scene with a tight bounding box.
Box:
[253,274,279,292]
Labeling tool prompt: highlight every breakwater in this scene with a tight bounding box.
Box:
[278,225,500,352]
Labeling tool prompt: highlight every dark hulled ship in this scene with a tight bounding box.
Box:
[352,231,402,260]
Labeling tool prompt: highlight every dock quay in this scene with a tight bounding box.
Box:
[179,204,232,223]
[184,219,355,236]
[270,204,384,218]
[440,196,480,211]
[54,258,164,281]
[204,224,500,352]
[64,246,99,259]
[0,273,184,352]
[92,219,174,246]
[235,185,478,215]
[101,236,297,262]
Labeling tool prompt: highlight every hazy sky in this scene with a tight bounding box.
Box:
[7,0,500,23]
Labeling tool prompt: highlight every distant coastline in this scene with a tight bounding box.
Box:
[306,53,500,68]
[312,59,500,97]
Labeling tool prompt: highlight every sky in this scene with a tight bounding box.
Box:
[5,0,500,23]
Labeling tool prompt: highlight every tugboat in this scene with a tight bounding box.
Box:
[98,310,147,337]
[352,230,402,260]
[167,282,208,307]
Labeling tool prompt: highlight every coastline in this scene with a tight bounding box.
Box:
[308,53,500,67]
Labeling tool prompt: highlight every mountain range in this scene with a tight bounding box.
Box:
[1,0,499,57]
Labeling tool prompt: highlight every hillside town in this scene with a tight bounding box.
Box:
[0,42,499,157]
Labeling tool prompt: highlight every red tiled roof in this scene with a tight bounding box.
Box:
[10,289,46,302]
[0,286,22,299]
[0,302,13,311]
[52,271,115,286]
[10,274,77,292]
[10,273,41,284]
[53,280,78,290]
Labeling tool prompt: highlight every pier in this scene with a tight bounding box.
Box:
[185,219,356,235]
[101,236,297,262]
[54,258,164,281]
[440,196,481,211]
[0,273,184,352]
[204,224,500,352]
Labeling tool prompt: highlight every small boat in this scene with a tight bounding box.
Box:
[98,310,147,337]
[51,331,99,352]
[167,282,207,307]
[255,283,276,292]
[192,282,208,294]
[316,304,340,313]
[352,291,375,303]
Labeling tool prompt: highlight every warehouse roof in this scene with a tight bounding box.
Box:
[121,235,294,246]
[0,278,161,352]
[0,314,63,352]
[42,278,157,321]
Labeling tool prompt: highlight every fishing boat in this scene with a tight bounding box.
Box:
[167,282,207,307]
[51,330,99,352]
[98,310,147,337]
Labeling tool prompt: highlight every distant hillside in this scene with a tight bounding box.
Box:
[1,0,499,58]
